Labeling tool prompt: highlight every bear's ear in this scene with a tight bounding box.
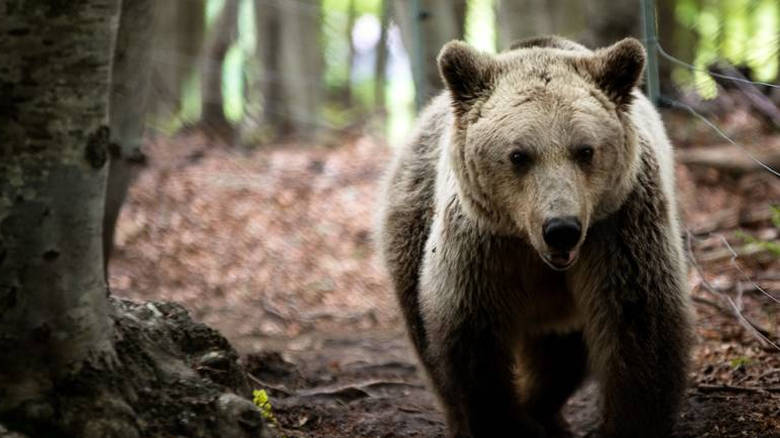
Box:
[438,41,499,116]
[582,38,646,109]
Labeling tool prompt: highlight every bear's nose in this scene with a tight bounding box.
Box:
[542,216,582,251]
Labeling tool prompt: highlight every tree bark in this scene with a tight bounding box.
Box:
[104,0,155,273]
[0,0,120,418]
[202,0,240,138]
[0,4,271,436]
[392,0,466,104]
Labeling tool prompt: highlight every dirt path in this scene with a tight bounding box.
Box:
[243,326,779,438]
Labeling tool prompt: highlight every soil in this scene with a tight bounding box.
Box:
[110,110,780,438]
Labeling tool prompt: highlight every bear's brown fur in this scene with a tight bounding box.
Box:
[377,36,692,438]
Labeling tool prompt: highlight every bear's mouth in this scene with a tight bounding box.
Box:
[543,251,578,271]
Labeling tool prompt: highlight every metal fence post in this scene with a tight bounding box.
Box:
[641,0,661,106]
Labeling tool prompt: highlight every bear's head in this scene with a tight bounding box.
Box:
[438,36,645,271]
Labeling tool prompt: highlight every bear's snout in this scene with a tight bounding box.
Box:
[542,216,582,252]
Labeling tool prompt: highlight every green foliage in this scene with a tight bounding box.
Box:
[729,356,751,369]
[771,205,780,228]
[674,0,779,98]
[735,230,780,257]
[252,389,286,436]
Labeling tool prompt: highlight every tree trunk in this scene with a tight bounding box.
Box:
[150,0,207,120]
[374,0,391,112]
[175,0,207,95]
[104,0,155,273]
[582,0,641,48]
[495,0,586,51]
[256,0,286,134]
[0,0,120,422]
[656,0,682,96]
[202,0,239,139]
[0,4,271,436]
[256,0,323,140]
[344,0,358,108]
[392,0,466,105]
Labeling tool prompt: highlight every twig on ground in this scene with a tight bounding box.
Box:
[696,383,780,394]
[247,372,294,396]
[686,231,780,351]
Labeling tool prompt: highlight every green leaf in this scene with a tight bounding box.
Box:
[730,356,751,369]
[771,205,780,229]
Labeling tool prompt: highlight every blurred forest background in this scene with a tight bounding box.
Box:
[103,0,779,436]
[143,0,779,144]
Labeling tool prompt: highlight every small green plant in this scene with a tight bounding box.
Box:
[771,205,780,228]
[729,356,751,369]
[735,230,780,257]
[253,389,286,436]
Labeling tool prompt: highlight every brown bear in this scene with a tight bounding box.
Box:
[377,36,692,438]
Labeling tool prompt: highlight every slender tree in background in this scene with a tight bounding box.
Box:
[344,0,358,108]
[392,0,466,103]
[151,0,207,119]
[202,0,240,138]
[374,0,391,112]
[256,0,285,134]
[0,0,121,427]
[104,0,156,272]
[255,0,324,140]
[657,0,701,96]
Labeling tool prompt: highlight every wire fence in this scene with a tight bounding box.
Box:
[641,0,779,349]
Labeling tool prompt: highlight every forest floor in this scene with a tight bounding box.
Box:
[110,111,779,438]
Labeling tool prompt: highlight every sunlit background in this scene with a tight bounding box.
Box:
[146,0,778,146]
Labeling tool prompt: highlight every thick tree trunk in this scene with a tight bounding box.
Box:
[0,4,271,437]
[0,0,120,420]
[202,0,239,138]
[104,0,155,273]
[392,0,466,104]
[255,0,323,140]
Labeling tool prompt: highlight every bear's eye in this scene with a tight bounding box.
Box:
[574,145,594,165]
[509,150,532,169]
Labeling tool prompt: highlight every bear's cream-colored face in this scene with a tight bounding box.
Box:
[439,38,645,270]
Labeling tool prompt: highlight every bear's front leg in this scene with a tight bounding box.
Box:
[572,179,692,438]
[584,291,690,438]
[422,309,544,438]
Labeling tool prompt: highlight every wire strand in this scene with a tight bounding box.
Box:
[685,231,780,351]
[660,96,780,178]
[655,42,780,89]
